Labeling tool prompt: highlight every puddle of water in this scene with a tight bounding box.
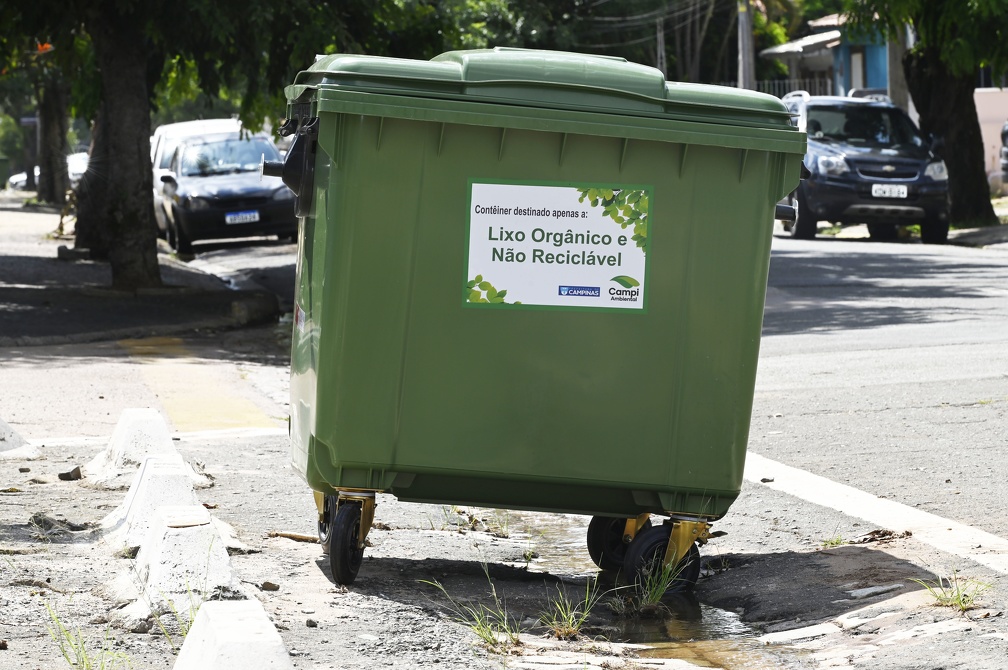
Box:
[506,510,808,669]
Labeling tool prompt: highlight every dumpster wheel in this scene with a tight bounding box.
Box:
[316,492,335,555]
[326,493,376,586]
[586,514,651,572]
[622,520,707,593]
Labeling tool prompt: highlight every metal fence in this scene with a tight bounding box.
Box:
[715,78,834,98]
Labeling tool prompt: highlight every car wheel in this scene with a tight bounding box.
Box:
[867,223,898,241]
[921,217,948,244]
[169,209,193,255]
[790,186,817,239]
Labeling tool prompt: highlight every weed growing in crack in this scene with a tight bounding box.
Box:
[538,578,603,640]
[46,602,132,669]
[820,524,846,549]
[912,570,992,613]
[421,562,524,651]
[606,555,691,618]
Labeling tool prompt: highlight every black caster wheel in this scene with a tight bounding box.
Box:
[622,523,701,594]
[318,494,336,555]
[586,516,652,571]
[329,500,365,585]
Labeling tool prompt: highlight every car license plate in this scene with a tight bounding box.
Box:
[871,184,908,198]
[225,210,260,224]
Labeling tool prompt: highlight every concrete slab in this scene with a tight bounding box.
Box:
[82,407,210,489]
[101,454,200,553]
[172,600,294,669]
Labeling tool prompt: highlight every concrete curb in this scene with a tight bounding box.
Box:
[94,407,282,662]
[173,600,295,669]
[107,505,244,629]
[83,408,210,489]
[101,454,200,552]
[0,416,27,451]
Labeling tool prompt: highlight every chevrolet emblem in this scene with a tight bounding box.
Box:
[882,165,896,172]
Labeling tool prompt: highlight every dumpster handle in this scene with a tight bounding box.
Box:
[262,117,319,218]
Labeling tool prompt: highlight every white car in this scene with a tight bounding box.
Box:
[5,152,89,190]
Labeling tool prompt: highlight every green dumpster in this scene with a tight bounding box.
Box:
[270,48,806,588]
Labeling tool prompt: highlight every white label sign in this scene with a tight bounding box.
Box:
[465,182,650,311]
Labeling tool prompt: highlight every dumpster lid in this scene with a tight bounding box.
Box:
[289,48,793,130]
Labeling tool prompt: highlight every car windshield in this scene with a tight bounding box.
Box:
[179,138,280,177]
[806,105,926,149]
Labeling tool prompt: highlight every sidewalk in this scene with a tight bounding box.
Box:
[0,191,279,347]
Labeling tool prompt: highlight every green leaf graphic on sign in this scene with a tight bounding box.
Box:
[576,187,649,254]
[465,276,514,305]
[611,275,640,288]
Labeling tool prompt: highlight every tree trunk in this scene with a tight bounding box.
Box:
[74,11,161,289]
[36,75,70,205]
[904,46,997,227]
[74,105,111,256]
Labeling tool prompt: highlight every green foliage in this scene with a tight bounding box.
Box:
[0,114,20,161]
[577,188,648,254]
[843,0,1008,79]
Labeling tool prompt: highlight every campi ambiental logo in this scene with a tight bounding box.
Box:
[609,275,641,303]
[558,285,601,297]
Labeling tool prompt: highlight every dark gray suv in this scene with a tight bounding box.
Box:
[782,91,949,243]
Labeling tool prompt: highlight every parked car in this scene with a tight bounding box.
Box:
[150,118,244,238]
[159,131,296,253]
[781,91,949,243]
[6,152,89,191]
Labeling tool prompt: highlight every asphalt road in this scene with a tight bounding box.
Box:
[758,234,1008,541]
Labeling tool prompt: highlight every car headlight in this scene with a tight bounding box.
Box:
[924,160,948,181]
[816,155,849,176]
[273,187,295,201]
[185,196,211,210]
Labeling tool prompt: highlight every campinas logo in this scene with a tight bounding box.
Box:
[558,286,601,297]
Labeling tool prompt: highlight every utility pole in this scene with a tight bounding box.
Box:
[656,18,667,78]
[737,0,755,89]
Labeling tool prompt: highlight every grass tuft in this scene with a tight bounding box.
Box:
[538,578,602,640]
[421,563,523,651]
[912,570,992,613]
[46,602,132,669]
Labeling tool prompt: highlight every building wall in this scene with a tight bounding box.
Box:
[865,44,888,89]
[833,36,888,95]
[975,88,1008,190]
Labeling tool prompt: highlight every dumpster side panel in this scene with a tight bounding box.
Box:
[298,106,794,517]
[663,146,779,506]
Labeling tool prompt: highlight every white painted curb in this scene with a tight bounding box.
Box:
[0,417,37,459]
[108,505,243,625]
[101,454,199,552]
[82,407,210,489]
[173,600,295,669]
